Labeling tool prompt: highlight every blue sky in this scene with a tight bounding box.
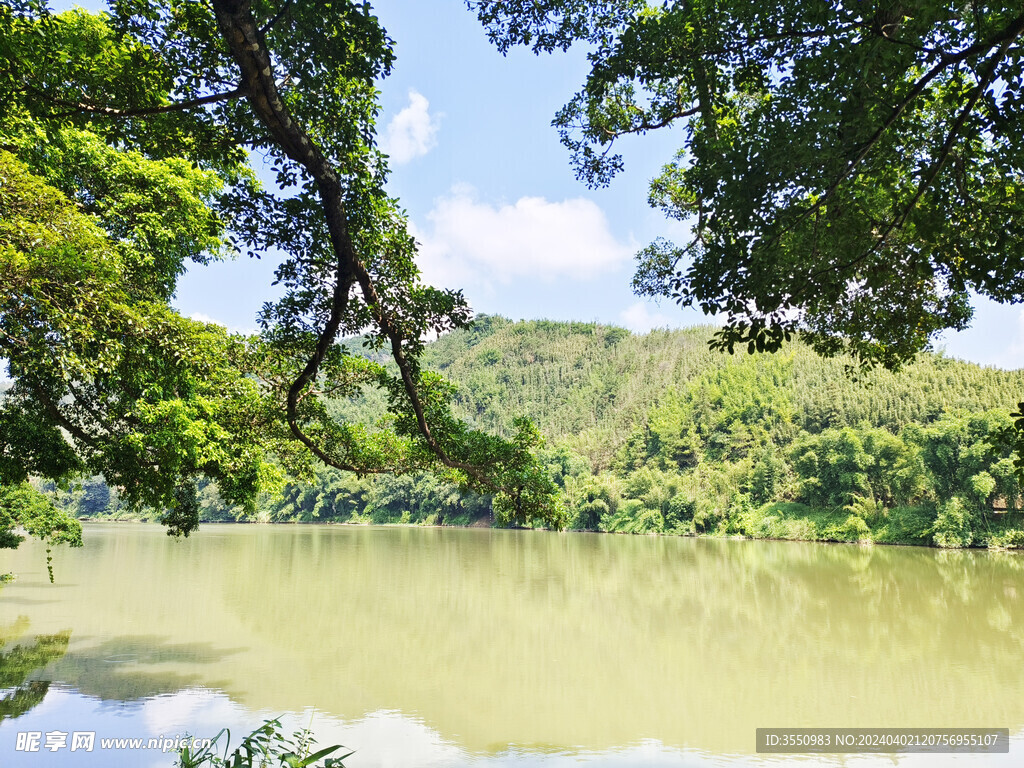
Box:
[58,1,1024,370]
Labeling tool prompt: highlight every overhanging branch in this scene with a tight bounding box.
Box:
[210,0,499,489]
[26,84,247,119]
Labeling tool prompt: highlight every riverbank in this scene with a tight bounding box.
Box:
[72,501,1024,550]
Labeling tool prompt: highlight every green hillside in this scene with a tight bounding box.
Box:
[423,316,1022,466]
[61,317,1024,548]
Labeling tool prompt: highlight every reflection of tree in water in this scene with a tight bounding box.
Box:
[0,617,70,723]
[46,635,244,701]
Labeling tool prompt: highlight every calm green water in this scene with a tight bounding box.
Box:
[2,523,1024,766]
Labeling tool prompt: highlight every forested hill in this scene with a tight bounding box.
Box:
[418,316,1023,470]
[60,317,1024,548]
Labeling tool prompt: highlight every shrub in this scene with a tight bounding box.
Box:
[931,497,977,548]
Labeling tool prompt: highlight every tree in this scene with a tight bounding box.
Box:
[0,483,82,583]
[0,145,291,532]
[470,1,1024,371]
[0,2,563,534]
[906,410,1019,508]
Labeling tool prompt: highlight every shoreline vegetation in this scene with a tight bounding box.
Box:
[65,512,1024,552]
[36,318,1024,551]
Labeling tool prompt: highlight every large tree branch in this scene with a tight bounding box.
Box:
[29,384,102,451]
[789,24,1022,301]
[757,11,1024,306]
[210,0,498,489]
[869,36,1013,256]
[259,0,294,36]
[599,104,700,140]
[809,12,1024,223]
[25,83,247,119]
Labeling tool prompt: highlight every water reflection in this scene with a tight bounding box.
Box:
[0,617,71,723]
[48,635,244,701]
[1,524,1024,765]
[1,685,1020,768]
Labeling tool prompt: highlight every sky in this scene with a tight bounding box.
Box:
[53,1,1024,370]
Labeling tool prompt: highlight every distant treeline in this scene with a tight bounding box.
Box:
[46,317,1024,548]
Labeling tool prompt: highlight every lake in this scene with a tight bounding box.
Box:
[1,523,1023,766]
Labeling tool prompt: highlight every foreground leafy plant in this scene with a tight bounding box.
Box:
[178,718,350,768]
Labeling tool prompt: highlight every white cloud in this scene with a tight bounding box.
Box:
[187,312,256,337]
[188,312,225,327]
[381,90,440,165]
[619,301,677,333]
[412,186,632,290]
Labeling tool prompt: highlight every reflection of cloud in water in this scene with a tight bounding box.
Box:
[3,686,1024,768]
[141,688,238,735]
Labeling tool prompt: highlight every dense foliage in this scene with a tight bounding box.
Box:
[0,1,561,545]
[65,319,1024,548]
[470,0,1024,373]
[0,147,290,530]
